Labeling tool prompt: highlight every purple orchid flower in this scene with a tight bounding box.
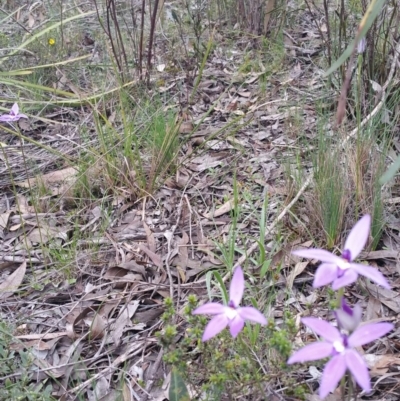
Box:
[335,298,362,333]
[192,266,267,341]
[288,317,393,399]
[0,103,28,122]
[292,214,390,290]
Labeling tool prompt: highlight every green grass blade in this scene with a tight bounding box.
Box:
[379,153,400,184]
[5,54,91,73]
[0,70,33,76]
[0,77,77,98]
[213,271,229,304]
[169,368,190,401]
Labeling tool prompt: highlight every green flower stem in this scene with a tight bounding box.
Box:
[336,287,345,308]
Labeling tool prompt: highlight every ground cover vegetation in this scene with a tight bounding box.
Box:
[0,0,399,400]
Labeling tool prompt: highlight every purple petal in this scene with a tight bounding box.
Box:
[335,302,362,332]
[228,314,245,338]
[302,317,341,342]
[0,115,16,122]
[313,263,338,287]
[350,263,390,289]
[237,307,267,325]
[10,103,19,115]
[331,268,358,290]
[292,248,342,264]
[319,354,347,399]
[345,349,371,392]
[287,342,333,364]
[229,266,244,307]
[202,314,229,341]
[343,215,371,260]
[348,322,394,347]
[192,303,226,315]
[341,297,353,315]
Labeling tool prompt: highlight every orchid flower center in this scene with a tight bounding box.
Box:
[225,301,238,320]
[342,249,351,262]
[228,300,237,309]
[332,339,346,354]
[337,250,352,272]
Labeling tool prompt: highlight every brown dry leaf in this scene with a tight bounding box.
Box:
[0,261,26,300]
[117,261,147,275]
[0,211,11,229]
[237,90,251,98]
[28,14,35,28]
[134,307,164,323]
[16,167,77,188]
[188,153,228,172]
[226,99,238,112]
[263,0,275,33]
[365,354,400,375]
[33,358,66,379]
[360,249,399,259]
[244,72,265,84]
[117,273,143,284]
[175,232,189,283]
[362,281,400,313]
[90,313,107,340]
[11,336,62,351]
[122,383,131,401]
[111,300,139,346]
[143,221,156,253]
[366,296,382,320]
[16,194,32,213]
[104,267,130,280]
[89,376,109,401]
[287,261,309,290]
[138,244,162,268]
[28,224,67,244]
[179,121,193,134]
[203,198,234,219]
[196,230,222,265]
[68,305,100,338]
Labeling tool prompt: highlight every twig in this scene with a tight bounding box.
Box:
[184,194,195,259]
[141,348,164,401]
[164,191,185,299]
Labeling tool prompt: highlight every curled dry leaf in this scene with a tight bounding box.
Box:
[16,167,77,188]
[0,261,26,300]
[111,300,139,346]
[203,198,234,219]
[287,261,309,290]
[138,244,162,268]
[364,354,400,375]
[143,220,156,253]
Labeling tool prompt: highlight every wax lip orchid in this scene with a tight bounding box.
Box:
[192,266,267,341]
[292,214,390,290]
[0,103,28,122]
[288,317,393,399]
